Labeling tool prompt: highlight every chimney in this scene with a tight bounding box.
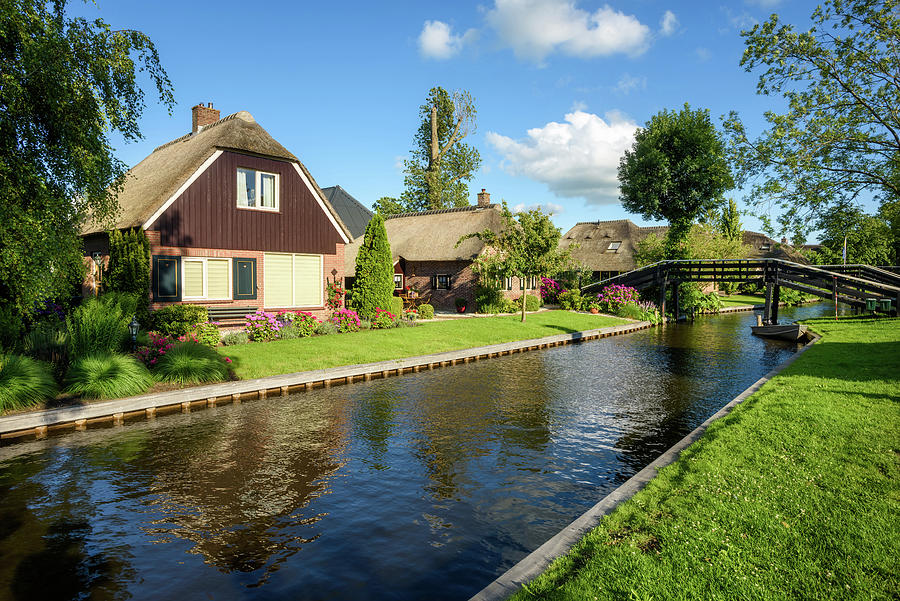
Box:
[192,102,220,133]
[477,188,491,207]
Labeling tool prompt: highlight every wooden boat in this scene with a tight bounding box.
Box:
[750,323,808,342]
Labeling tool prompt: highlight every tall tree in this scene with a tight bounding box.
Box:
[724,0,900,237]
[618,103,734,258]
[460,204,570,322]
[351,214,394,319]
[0,0,174,318]
[719,198,743,242]
[372,196,405,216]
[105,228,151,323]
[400,87,481,213]
[813,204,895,266]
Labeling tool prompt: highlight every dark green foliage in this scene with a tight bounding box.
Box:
[351,214,394,320]
[401,87,481,212]
[64,353,153,400]
[0,303,23,352]
[814,204,896,266]
[719,198,742,242]
[0,353,57,411]
[150,305,208,337]
[524,294,541,312]
[475,283,504,314]
[558,289,584,311]
[680,283,723,313]
[373,196,405,216]
[67,293,138,357]
[417,304,435,319]
[105,229,151,324]
[153,342,229,384]
[22,322,69,379]
[0,0,174,319]
[618,103,734,256]
[389,296,403,317]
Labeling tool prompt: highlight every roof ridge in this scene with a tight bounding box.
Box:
[151,111,249,154]
[384,204,498,219]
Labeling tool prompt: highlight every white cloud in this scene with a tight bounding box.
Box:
[418,20,477,59]
[695,47,711,62]
[512,202,565,215]
[614,73,646,95]
[660,10,678,36]
[570,100,588,112]
[487,110,638,205]
[486,0,650,62]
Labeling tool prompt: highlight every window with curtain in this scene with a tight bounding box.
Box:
[237,168,278,210]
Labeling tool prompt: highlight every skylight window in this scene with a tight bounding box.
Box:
[606,241,622,253]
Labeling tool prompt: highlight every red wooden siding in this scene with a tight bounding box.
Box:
[150,151,343,254]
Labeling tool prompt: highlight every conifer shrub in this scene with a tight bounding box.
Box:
[105,228,152,323]
[0,354,58,411]
[150,305,209,337]
[153,342,230,384]
[351,214,394,319]
[64,353,154,400]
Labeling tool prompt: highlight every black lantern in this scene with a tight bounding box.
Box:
[128,315,140,350]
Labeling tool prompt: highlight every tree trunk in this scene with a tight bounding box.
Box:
[521,276,527,322]
[426,105,440,209]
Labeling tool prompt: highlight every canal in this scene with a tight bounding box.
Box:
[0,305,832,600]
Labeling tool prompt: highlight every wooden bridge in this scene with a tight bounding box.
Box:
[583,259,900,324]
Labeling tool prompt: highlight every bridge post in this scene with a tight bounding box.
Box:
[764,282,774,325]
[771,284,780,325]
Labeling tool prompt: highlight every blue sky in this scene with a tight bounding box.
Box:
[77,0,827,239]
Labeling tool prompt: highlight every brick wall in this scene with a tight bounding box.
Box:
[402,260,475,311]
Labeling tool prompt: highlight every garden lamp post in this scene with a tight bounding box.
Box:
[128,315,140,350]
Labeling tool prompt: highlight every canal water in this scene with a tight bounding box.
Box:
[0,305,832,600]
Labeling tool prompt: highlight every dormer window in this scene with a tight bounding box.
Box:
[237,168,278,211]
[760,243,772,251]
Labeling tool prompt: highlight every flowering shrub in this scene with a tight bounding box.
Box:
[192,321,221,348]
[539,277,562,303]
[595,284,640,313]
[372,308,398,329]
[292,311,321,337]
[330,308,361,333]
[558,288,583,311]
[244,310,283,342]
[326,281,345,311]
[403,308,418,321]
[135,332,175,367]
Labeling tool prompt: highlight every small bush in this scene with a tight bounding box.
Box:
[135,332,175,367]
[153,342,230,384]
[558,289,583,311]
[681,283,723,314]
[0,354,58,411]
[315,321,339,335]
[403,308,418,321]
[192,322,221,348]
[389,296,403,317]
[222,331,249,346]
[150,305,209,337]
[595,284,640,313]
[244,310,283,342]
[293,312,321,337]
[618,300,662,324]
[22,323,69,379]
[418,304,435,320]
[539,277,562,304]
[372,308,398,329]
[67,293,138,357]
[64,353,154,400]
[524,294,541,312]
[330,309,361,333]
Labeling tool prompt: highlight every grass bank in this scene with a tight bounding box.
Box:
[510,317,900,601]
[719,293,765,307]
[226,311,626,380]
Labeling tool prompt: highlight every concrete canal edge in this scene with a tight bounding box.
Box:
[0,321,653,443]
[469,331,822,601]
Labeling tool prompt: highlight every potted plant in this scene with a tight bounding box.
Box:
[588,302,600,314]
[455,297,467,313]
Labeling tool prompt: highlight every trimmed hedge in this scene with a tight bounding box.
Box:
[150,305,208,337]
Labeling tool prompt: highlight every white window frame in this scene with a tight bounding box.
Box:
[394,274,404,290]
[607,241,622,253]
[181,257,232,301]
[237,168,280,212]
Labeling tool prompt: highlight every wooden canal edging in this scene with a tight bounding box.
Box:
[0,321,652,444]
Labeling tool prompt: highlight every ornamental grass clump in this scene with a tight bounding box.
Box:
[244,310,283,342]
[153,342,230,384]
[67,292,138,357]
[0,354,58,411]
[64,353,154,400]
[330,309,361,333]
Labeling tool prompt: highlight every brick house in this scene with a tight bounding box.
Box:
[344,190,536,312]
[81,104,352,320]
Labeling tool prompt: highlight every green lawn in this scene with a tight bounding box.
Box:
[511,317,900,601]
[224,311,626,380]
[719,293,765,307]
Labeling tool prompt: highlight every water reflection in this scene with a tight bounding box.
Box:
[0,304,830,600]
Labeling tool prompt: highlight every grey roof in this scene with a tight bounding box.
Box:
[82,111,351,240]
[320,185,373,240]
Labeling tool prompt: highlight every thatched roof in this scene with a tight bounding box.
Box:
[559,220,809,272]
[82,111,351,240]
[345,205,506,275]
[320,185,373,240]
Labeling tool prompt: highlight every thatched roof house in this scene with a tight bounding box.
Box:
[560,219,808,278]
